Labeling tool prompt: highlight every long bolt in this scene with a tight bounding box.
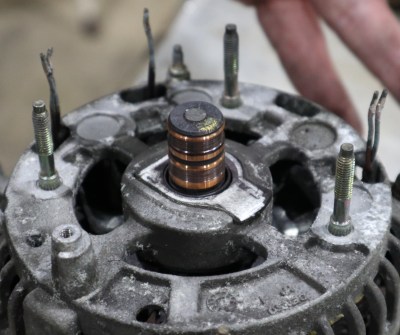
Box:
[221,24,241,108]
[328,143,355,236]
[32,100,61,190]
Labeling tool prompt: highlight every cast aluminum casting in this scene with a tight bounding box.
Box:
[0,77,399,335]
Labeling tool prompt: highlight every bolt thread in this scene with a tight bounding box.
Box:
[32,100,60,190]
[223,24,239,97]
[334,156,355,200]
[32,101,54,156]
[330,143,355,231]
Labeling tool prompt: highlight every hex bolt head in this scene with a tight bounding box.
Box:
[328,143,355,236]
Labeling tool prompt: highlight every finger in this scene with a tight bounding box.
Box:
[255,0,363,133]
[311,0,400,103]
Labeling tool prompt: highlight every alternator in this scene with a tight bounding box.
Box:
[1,11,400,335]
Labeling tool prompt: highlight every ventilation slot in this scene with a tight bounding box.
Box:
[270,159,321,236]
[363,281,387,334]
[375,259,400,324]
[75,157,128,235]
[342,300,367,334]
[224,128,261,146]
[136,305,167,324]
[0,256,21,331]
[120,84,166,104]
[316,317,335,334]
[275,93,320,117]
[319,244,400,335]
[6,282,28,335]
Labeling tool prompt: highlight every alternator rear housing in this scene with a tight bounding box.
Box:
[0,76,399,335]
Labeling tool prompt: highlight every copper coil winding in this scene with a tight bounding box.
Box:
[167,101,225,192]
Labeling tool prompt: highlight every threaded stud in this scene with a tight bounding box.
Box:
[221,24,241,108]
[328,143,355,236]
[32,100,61,190]
[168,44,190,81]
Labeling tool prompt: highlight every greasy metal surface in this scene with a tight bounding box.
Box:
[1,80,397,334]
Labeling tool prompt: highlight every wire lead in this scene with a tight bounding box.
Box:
[372,89,388,160]
[40,48,61,146]
[363,89,387,182]
[143,8,155,99]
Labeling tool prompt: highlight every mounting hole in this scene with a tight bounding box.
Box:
[26,231,45,248]
[136,305,167,324]
[60,228,74,239]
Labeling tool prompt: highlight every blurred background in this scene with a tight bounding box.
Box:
[1,0,399,180]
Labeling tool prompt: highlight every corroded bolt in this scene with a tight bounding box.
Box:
[168,44,190,81]
[221,24,241,108]
[32,100,61,190]
[328,143,355,236]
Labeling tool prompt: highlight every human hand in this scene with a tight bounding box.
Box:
[240,0,400,134]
